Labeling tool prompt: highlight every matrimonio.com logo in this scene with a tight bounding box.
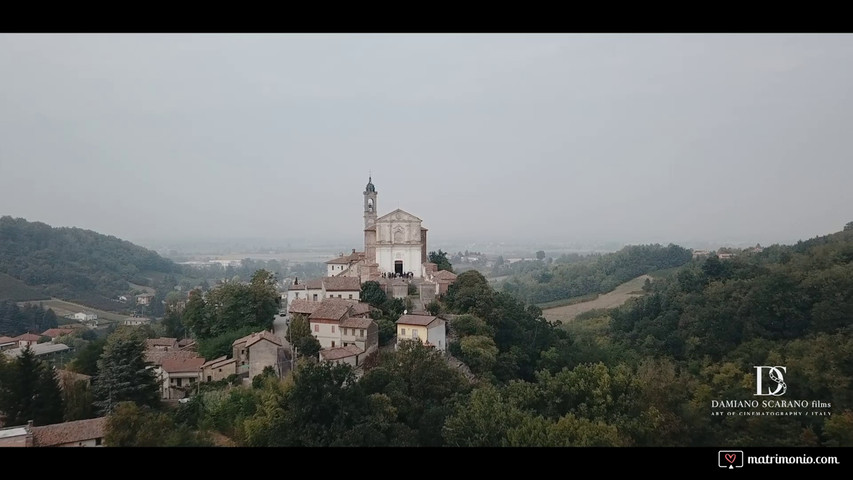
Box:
[719,450,744,469]
[754,366,787,396]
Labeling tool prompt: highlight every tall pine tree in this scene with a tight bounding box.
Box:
[93,328,160,415]
[0,346,64,426]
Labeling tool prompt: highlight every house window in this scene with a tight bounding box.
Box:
[401,328,406,335]
[313,294,318,301]
[359,329,364,337]
[218,368,222,373]
[189,377,195,383]
[95,438,102,446]
[412,329,419,339]
[177,378,182,387]
[295,293,299,298]
[314,324,319,332]
[342,328,347,336]
[208,376,212,382]
[332,341,336,347]
[331,326,335,333]
[348,294,353,299]
[338,294,342,298]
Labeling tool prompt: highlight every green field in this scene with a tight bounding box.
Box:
[0,272,50,301]
[541,274,650,324]
[17,298,129,323]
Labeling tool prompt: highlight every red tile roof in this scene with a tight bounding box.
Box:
[288,283,307,290]
[322,276,361,291]
[432,270,458,281]
[340,317,375,329]
[145,349,199,366]
[288,299,319,314]
[40,328,74,338]
[396,314,441,327]
[233,330,282,348]
[319,345,363,361]
[146,337,178,348]
[14,333,41,342]
[31,417,106,446]
[306,278,324,289]
[0,336,16,344]
[161,355,205,374]
[246,331,282,348]
[200,355,236,369]
[309,303,351,322]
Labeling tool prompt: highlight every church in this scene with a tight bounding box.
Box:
[325,177,435,283]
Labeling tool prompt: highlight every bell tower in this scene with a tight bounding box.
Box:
[364,175,377,229]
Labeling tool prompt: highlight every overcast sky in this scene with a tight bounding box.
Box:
[1,34,851,250]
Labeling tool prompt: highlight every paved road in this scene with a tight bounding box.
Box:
[272,314,291,349]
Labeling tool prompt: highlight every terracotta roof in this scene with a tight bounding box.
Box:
[14,333,41,342]
[306,278,324,289]
[161,355,205,374]
[319,345,363,361]
[309,303,351,322]
[233,330,282,348]
[40,328,74,338]
[350,302,371,316]
[396,314,441,327]
[146,337,178,348]
[145,349,199,366]
[200,355,235,369]
[246,331,282,348]
[289,299,319,314]
[323,276,361,291]
[288,283,307,290]
[432,270,458,281]
[31,417,106,446]
[326,252,363,264]
[0,336,16,344]
[340,317,375,329]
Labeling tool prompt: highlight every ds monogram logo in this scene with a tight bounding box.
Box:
[754,366,787,396]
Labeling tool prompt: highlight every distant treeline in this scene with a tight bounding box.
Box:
[0,216,181,307]
[501,244,693,304]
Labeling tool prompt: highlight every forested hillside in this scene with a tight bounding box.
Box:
[501,243,692,304]
[0,216,181,309]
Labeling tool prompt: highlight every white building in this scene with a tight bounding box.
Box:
[72,312,97,322]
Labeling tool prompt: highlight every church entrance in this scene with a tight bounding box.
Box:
[394,260,403,276]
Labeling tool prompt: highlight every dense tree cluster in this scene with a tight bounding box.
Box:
[0,347,64,426]
[0,216,181,309]
[500,243,693,304]
[0,300,58,337]
[182,270,280,340]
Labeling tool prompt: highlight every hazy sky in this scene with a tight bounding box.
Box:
[1,34,851,250]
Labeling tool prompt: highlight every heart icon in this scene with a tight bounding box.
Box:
[725,454,736,464]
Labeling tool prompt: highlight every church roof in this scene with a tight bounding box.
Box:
[375,208,422,223]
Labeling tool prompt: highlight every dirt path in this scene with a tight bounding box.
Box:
[541,275,650,324]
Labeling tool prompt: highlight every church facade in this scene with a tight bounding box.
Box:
[325,177,430,282]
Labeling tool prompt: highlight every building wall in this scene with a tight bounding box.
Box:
[248,341,281,379]
[311,321,342,349]
[0,432,31,447]
[397,320,446,351]
[427,321,447,351]
[203,361,236,383]
[376,244,423,278]
[325,289,360,301]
